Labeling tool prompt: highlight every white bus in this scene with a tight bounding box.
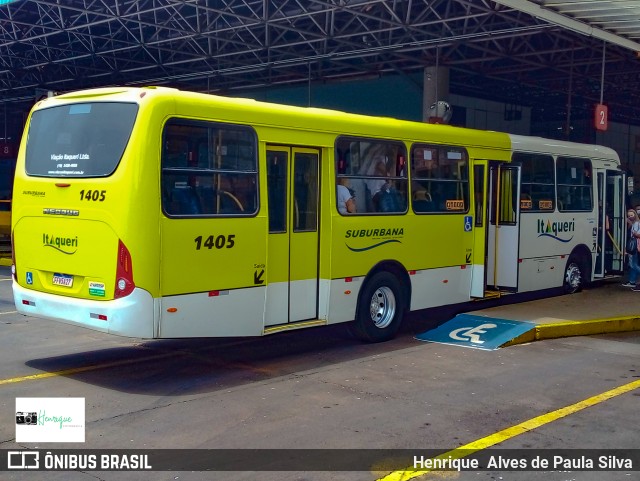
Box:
[485,135,625,296]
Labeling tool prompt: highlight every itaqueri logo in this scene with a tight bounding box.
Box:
[43,233,78,255]
[16,398,85,443]
[537,218,575,243]
[345,227,404,252]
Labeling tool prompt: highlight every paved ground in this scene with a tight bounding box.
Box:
[0,267,639,481]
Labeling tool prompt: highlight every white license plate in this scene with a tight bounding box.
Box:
[52,273,74,287]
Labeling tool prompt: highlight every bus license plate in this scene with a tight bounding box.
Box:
[52,273,74,287]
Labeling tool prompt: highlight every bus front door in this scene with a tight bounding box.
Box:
[265,146,320,326]
[486,164,521,291]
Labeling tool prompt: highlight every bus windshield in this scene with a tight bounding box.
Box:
[25,102,138,178]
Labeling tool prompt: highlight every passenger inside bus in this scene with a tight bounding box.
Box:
[374,182,404,213]
[366,161,389,205]
[367,160,400,213]
[165,180,202,215]
[412,190,433,212]
[337,177,356,214]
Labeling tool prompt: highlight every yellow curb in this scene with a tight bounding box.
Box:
[535,316,640,340]
[504,316,640,347]
[0,257,11,266]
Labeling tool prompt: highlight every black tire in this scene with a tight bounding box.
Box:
[351,271,404,342]
[563,256,584,294]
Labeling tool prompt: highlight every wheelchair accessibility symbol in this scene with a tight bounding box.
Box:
[415,314,536,350]
[26,272,33,285]
[464,215,472,232]
[449,323,497,344]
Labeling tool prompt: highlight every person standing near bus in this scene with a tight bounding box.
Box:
[623,209,640,290]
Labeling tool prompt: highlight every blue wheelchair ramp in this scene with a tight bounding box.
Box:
[416,314,535,350]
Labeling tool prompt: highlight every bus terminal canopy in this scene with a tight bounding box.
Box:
[495,0,640,52]
[1,0,640,136]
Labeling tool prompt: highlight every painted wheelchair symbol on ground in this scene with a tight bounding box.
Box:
[416,314,535,350]
[449,322,497,344]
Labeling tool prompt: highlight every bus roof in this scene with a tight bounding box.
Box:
[508,133,620,164]
[47,86,512,154]
[45,87,621,165]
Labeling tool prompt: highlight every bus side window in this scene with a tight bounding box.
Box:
[411,144,469,214]
[162,119,258,218]
[334,138,407,215]
[556,156,592,212]
[512,152,555,213]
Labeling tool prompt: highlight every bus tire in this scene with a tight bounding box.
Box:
[563,256,584,294]
[352,271,404,343]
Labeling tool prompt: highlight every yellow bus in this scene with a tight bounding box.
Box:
[12,87,625,342]
[0,154,16,237]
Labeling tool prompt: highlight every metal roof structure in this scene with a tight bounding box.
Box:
[1,0,640,139]
[536,0,640,44]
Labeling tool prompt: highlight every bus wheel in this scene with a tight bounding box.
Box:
[352,272,404,343]
[563,256,583,294]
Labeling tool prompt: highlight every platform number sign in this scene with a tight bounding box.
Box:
[594,104,608,131]
[0,142,15,158]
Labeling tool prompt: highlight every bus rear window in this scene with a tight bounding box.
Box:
[25,102,138,178]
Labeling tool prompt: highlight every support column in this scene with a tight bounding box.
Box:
[422,66,450,122]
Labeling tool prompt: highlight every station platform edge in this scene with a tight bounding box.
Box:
[468,280,640,347]
[504,315,640,347]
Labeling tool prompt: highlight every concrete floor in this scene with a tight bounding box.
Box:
[0,268,638,481]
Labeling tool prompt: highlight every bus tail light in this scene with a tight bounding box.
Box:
[114,240,135,299]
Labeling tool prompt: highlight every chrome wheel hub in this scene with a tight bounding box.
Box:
[369,286,396,329]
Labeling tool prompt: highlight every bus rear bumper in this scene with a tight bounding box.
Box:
[13,282,156,338]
